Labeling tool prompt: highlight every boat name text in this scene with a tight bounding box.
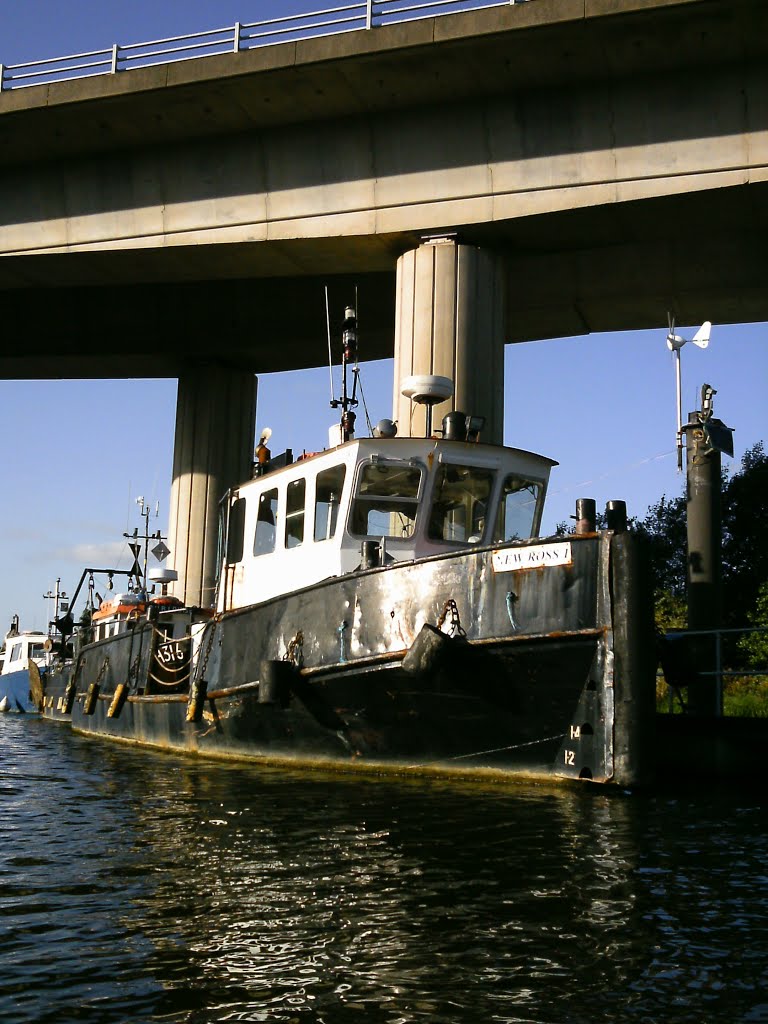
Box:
[491,542,572,572]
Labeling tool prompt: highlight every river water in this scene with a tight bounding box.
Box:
[1,715,765,1024]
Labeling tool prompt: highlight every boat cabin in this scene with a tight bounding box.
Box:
[1,627,47,675]
[219,436,556,611]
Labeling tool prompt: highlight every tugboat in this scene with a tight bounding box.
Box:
[39,309,655,786]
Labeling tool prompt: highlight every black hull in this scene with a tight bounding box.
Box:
[41,533,656,786]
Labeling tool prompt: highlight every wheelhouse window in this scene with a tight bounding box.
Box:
[314,465,346,542]
[226,497,246,564]
[285,479,306,549]
[9,644,22,663]
[493,476,541,542]
[254,488,279,556]
[428,464,495,544]
[350,461,422,539]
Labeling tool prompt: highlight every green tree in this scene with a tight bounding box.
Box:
[634,493,687,599]
[738,580,768,668]
[653,589,688,633]
[721,442,768,627]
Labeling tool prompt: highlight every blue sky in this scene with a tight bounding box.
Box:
[1,2,766,630]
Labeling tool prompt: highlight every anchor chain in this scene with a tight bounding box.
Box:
[186,614,222,724]
[80,654,112,716]
[283,631,304,668]
[195,614,221,685]
[436,599,466,639]
[94,655,111,687]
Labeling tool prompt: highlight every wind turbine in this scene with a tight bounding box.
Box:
[666,313,712,470]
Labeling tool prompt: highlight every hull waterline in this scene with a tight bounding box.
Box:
[39,532,655,788]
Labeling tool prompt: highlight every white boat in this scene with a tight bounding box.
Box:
[0,616,47,712]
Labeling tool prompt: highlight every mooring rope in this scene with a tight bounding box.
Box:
[547,449,675,498]
[406,732,567,769]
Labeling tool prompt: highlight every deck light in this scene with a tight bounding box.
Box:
[465,415,485,442]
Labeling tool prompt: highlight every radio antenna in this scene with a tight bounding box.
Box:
[329,305,359,442]
[325,286,334,404]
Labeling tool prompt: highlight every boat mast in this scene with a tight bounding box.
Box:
[330,306,359,442]
[125,498,168,593]
[43,578,68,640]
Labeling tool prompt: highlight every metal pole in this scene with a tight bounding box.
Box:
[233,22,241,53]
[675,348,683,470]
[366,0,374,30]
[685,409,722,716]
[0,65,4,92]
[110,44,118,74]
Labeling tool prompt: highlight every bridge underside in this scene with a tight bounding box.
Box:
[2,0,766,607]
[2,184,766,378]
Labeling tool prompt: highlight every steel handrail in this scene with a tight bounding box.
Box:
[0,1,531,91]
[242,3,364,29]
[120,39,234,65]
[3,47,112,69]
[241,15,365,45]
[661,625,768,715]
[8,59,113,84]
[665,626,768,639]
[119,27,238,50]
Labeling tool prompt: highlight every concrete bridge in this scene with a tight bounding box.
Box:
[1,0,766,602]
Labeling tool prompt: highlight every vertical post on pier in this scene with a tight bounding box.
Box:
[0,65,5,92]
[393,239,505,443]
[685,409,723,716]
[611,530,656,787]
[366,0,374,30]
[167,366,257,608]
[110,44,118,74]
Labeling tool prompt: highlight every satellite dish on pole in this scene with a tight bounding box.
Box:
[401,374,453,437]
[665,314,713,470]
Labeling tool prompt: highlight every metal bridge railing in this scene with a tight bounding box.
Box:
[0,0,531,92]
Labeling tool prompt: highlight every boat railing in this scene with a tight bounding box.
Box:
[659,625,768,717]
[1,1,532,91]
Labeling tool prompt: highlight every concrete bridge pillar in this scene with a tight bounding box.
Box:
[167,366,257,607]
[393,239,505,443]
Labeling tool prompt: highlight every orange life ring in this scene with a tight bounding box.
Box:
[92,600,147,622]
[151,595,183,608]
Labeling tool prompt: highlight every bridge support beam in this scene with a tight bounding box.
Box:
[392,240,505,443]
[168,366,257,607]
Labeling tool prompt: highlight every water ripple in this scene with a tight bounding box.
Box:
[0,716,765,1023]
